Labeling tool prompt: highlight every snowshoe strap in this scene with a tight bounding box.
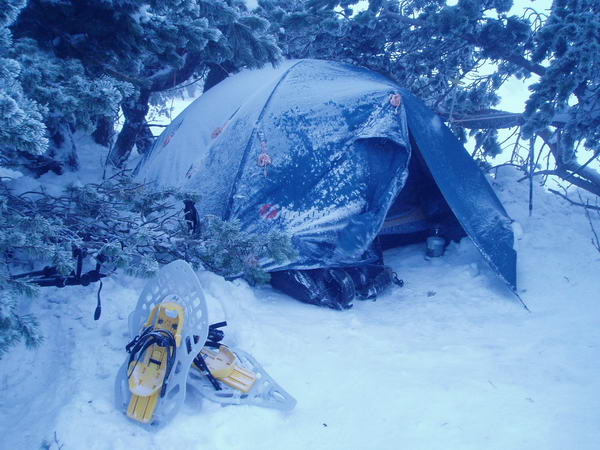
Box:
[207,321,227,346]
[125,326,177,397]
[191,321,230,389]
[193,353,222,390]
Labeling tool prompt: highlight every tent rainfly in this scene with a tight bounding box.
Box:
[135,59,517,297]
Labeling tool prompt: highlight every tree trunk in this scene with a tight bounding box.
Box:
[108,90,150,168]
[108,53,205,168]
[135,120,154,155]
[93,116,115,147]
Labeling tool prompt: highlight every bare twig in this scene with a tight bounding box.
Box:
[548,189,600,211]
[578,192,600,252]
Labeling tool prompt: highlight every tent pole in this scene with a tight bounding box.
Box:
[223,61,304,220]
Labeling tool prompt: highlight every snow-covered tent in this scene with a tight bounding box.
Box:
[135,59,516,292]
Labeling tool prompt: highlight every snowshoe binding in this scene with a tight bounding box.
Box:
[125,301,182,422]
[115,260,209,428]
[188,323,296,411]
[196,345,257,393]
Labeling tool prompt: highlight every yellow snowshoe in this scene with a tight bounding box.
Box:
[189,322,296,411]
[115,260,209,428]
[195,344,257,393]
[125,301,184,423]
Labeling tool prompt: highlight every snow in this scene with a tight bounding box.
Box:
[0,167,22,179]
[7,131,110,196]
[2,165,600,449]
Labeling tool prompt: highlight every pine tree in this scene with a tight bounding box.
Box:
[0,0,48,174]
[0,0,47,356]
[12,0,281,168]
[0,2,287,358]
[257,0,600,197]
[0,173,296,358]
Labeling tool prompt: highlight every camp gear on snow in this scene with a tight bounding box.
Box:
[124,301,182,422]
[323,268,356,308]
[188,345,297,411]
[94,280,103,320]
[270,270,327,307]
[204,321,227,348]
[196,345,257,393]
[116,260,296,427]
[193,350,223,391]
[183,200,200,234]
[189,320,296,410]
[115,260,209,428]
[346,264,404,300]
[425,228,446,258]
[270,268,355,310]
[11,262,107,288]
[134,59,517,301]
[191,321,228,390]
[271,263,402,308]
[12,251,109,318]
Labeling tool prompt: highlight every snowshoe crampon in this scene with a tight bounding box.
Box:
[188,344,297,411]
[115,260,209,428]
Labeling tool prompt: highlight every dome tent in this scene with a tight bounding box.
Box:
[135,59,516,307]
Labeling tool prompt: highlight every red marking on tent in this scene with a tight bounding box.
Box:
[259,204,279,220]
[257,152,272,167]
[258,151,272,176]
[211,126,224,139]
[163,134,174,147]
[211,121,229,139]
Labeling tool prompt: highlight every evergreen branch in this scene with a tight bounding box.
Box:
[147,52,204,93]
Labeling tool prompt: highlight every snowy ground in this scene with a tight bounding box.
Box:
[1,167,600,450]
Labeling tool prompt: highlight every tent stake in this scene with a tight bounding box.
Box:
[514,291,531,312]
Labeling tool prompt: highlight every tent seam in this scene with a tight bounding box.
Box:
[223,60,305,220]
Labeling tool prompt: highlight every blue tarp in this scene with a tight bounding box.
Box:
[135,59,517,291]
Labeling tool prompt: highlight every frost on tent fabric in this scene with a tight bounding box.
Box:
[135,59,517,308]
